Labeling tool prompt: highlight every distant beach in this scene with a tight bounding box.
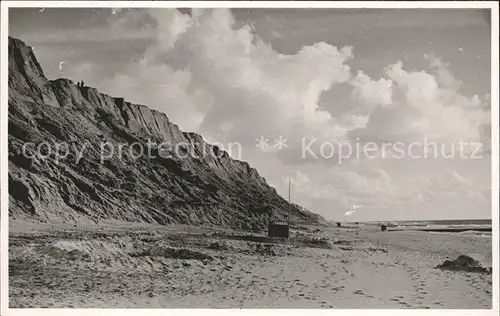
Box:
[348,219,492,233]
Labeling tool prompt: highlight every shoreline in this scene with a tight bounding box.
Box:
[388,226,492,233]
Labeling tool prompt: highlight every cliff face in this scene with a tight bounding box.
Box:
[8,37,320,230]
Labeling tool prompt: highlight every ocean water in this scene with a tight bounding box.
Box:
[352,219,492,236]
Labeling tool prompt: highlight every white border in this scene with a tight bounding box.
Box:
[1,1,499,316]
[1,1,9,315]
[1,1,498,9]
[490,1,499,313]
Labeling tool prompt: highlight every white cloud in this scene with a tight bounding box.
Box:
[56,8,490,221]
[350,57,489,149]
[351,70,393,107]
[95,8,361,162]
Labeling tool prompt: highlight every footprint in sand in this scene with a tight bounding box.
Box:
[390,296,411,307]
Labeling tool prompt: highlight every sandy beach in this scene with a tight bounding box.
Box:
[9,220,492,308]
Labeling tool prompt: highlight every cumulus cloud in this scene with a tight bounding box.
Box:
[56,8,490,221]
[90,9,358,152]
[351,70,393,107]
[349,57,490,150]
[279,158,490,220]
[162,9,353,147]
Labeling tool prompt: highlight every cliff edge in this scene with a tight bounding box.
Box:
[8,37,322,230]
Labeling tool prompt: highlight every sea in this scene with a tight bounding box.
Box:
[351,219,493,237]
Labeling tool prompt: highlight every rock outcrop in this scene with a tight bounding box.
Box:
[435,255,492,274]
[8,37,321,230]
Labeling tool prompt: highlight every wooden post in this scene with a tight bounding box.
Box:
[288,179,291,238]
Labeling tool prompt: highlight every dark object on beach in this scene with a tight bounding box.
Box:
[355,222,359,225]
[435,255,492,274]
[268,221,289,238]
[336,222,341,228]
[381,224,387,232]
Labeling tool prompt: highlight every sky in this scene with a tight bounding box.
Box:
[8,8,493,221]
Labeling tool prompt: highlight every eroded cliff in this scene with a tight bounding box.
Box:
[8,37,320,230]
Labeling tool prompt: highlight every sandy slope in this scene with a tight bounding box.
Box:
[9,220,492,308]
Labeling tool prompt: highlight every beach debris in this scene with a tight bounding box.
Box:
[435,255,492,274]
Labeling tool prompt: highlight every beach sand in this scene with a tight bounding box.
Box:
[8,220,492,308]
